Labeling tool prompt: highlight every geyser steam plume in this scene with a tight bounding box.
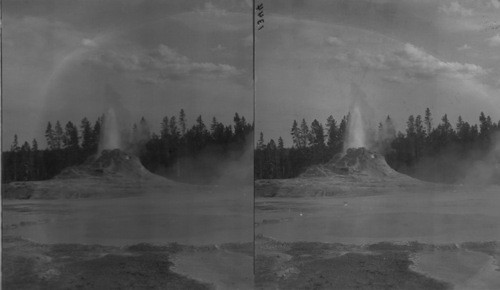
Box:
[348,105,366,149]
[344,83,374,151]
[99,108,122,152]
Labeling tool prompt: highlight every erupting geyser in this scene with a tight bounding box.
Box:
[346,105,366,149]
[100,108,122,151]
[344,83,373,151]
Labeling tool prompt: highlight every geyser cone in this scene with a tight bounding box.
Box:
[301,147,413,180]
[255,147,426,198]
[3,149,177,199]
[57,149,154,180]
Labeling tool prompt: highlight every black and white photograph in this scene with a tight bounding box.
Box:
[2,1,254,289]
[254,1,500,289]
[3,0,500,289]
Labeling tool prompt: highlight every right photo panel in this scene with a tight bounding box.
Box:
[254,1,500,289]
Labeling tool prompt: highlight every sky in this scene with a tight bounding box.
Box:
[2,0,253,149]
[256,0,500,146]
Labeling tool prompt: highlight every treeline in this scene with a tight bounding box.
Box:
[387,110,499,183]
[255,109,500,184]
[255,116,351,178]
[2,110,253,184]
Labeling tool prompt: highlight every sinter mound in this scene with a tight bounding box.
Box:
[56,149,155,180]
[3,149,175,199]
[256,147,434,197]
[301,147,405,179]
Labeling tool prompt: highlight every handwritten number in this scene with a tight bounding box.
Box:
[256,3,264,31]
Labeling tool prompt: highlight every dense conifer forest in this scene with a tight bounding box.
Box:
[3,108,499,185]
[255,109,500,184]
[2,110,253,184]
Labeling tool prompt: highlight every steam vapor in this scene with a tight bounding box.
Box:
[345,83,373,151]
[99,108,122,152]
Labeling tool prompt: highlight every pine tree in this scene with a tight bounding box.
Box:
[424,108,432,135]
[196,115,206,133]
[277,137,284,150]
[291,120,299,148]
[210,117,219,135]
[169,116,179,139]
[456,116,472,144]
[385,116,396,138]
[414,115,425,161]
[63,121,79,150]
[10,135,20,181]
[92,118,102,152]
[406,115,416,137]
[440,114,453,135]
[160,116,170,140]
[179,109,187,136]
[31,138,39,179]
[309,119,325,147]
[299,119,310,148]
[233,113,246,141]
[45,122,55,150]
[267,139,277,150]
[21,141,31,151]
[479,112,492,140]
[20,141,32,181]
[326,115,338,150]
[11,134,20,152]
[54,121,64,150]
[257,132,265,150]
[80,118,93,153]
[32,139,38,151]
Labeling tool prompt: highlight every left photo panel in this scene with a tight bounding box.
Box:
[1,1,254,289]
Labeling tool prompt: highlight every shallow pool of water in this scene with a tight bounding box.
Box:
[410,249,500,290]
[3,187,253,246]
[256,187,500,244]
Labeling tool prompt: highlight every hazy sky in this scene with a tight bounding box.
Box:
[2,0,253,148]
[256,0,500,145]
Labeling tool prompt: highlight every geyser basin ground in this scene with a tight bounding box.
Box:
[3,185,253,289]
[4,188,252,245]
[256,186,500,244]
[255,185,500,289]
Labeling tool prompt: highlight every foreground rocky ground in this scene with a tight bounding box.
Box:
[2,184,254,289]
[3,236,253,289]
[255,235,500,289]
[255,181,500,289]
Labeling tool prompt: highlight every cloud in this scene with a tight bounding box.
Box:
[390,43,486,79]
[336,43,486,81]
[487,34,500,46]
[199,2,227,17]
[439,1,473,16]
[325,36,344,46]
[457,44,471,50]
[382,75,411,84]
[3,15,85,63]
[490,0,500,9]
[85,44,241,82]
[211,44,226,52]
[82,38,98,47]
[170,2,250,32]
[335,49,388,70]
